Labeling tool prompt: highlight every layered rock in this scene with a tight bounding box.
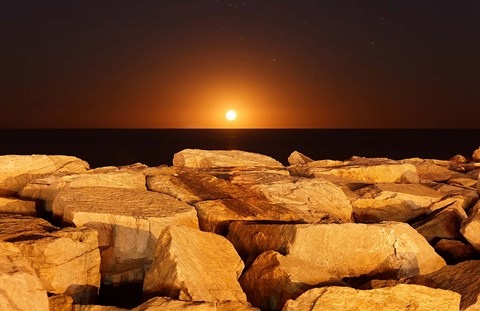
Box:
[287,151,313,165]
[52,187,199,284]
[131,297,258,311]
[0,196,36,216]
[460,202,480,252]
[240,250,345,310]
[282,284,460,311]
[0,241,49,311]
[227,222,445,278]
[49,295,74,311]
[0,214,100,303]
[0,155,88,196]
[173,149,283,168]
[434,239,475,264]
[401,158,467,182]
[143,226,246,302]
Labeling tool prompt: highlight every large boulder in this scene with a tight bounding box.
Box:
[227,222,445,278]
[460,201,480,252]
[240,250,345,310]
[131,297,258,311]
[472,147,480,162]
[282,284,460,311]
[0,155,88,196]
[434,239,475,264]
[173,149,283,168]
[0,196,36,216]
[401,158,467,182]
[143,226,246,303]
[0,241,49,311]
[287,151,313,165]
[0,214,101,303]
[52,187,199,284]
[352,183,443,222]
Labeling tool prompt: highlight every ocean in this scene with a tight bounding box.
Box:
[0,129,479,167]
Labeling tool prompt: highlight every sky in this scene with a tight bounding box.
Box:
[1,1,479,128]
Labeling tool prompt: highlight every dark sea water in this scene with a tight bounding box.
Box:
[0,129,479,167]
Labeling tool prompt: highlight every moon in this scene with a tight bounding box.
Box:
[226,110,237,121]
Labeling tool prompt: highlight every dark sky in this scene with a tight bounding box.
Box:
[1,1,479,128]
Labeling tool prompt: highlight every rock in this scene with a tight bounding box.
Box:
[0,214,101,303]
[460,201,480,252]
[0,197,36,216]
[401,158,469,182]
[240,250,345,310]
[412,202,467,243]
[434,184,478,210]
[473,147,480,162]
[282,284,460,311]
[434,239,476,264]
[20,171,146,214]
[49,295,73,311]
[72,306,127,311]
[227,222,445,278]
[287,151,313,165]
[52,187,199,284]
[173,149,283,168]
[0,241,49,311]
[352,183,443,222]
[131,297,258,311]
[143,226,246,303]
[450,155,468,163]
[449,177,478,188]
[0,155,88,196]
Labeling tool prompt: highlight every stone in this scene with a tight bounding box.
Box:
[460,202,480,252]
[0,214,101,303]
[240,250,345,310]
[434,184,478,210]
[450,155,468,163]
[131,297,258,311]
[434,239,476,264]
[173,149,283,168]
[143,226,246,303]
[52,187,199,284]
[401,158,469,182]
[227,222,445,278]
[0,241,49,311]
[0,196,36,216]
[473,147,480,162]
[282,284,460,311]
[0,155,88,196]
[287,151,313,165]
[352,183,443,222]
[49,295,74,311]
[449,177,478,188]
[72,306,127,311]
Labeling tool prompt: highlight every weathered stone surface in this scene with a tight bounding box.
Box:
[143,226,246,303]
[434,184,478,210]
[173,149,283,168]
[0,196,36,216]
[240,250,345,310]
[352,183,443,222]
[460,202,480,252]
[473,147,480,162]
[227,222,445,278]
[287,151,313,165]
[434,239,476,264]
[282,284,460,311]
[0,155,88,196]
[52,187,199,284]
[450,155,468,163]
[0,241,49,311]
[449,177,478,188]
[401,159,464,182]
[131,297,258,311]
[20,171,146,213]
[0,214,100,303]
[72,305,127,311]
[49,295,73,311]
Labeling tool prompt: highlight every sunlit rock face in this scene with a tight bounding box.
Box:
[131,297,259,311]
[0,197,36,216]
[143,225,246,303]
[52,187,199,284]
[282,284,460,311]
[460,201,480,252]
[0,155,89,196]
[472,147,480,162]
[0,241,49,311]
[227,222,445,278]
[0,214,100,303]
[287,151,313,165]
[173,149,284,168]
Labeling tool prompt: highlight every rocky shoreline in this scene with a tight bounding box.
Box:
[1,148,480,311]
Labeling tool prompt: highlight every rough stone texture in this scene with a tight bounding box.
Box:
[173,149,283,168]
[227,222,445,278]
[434,239,476,264]
[0,214,101,303]
[240,250,345,310]
[287,151,313,165]
[72,306,127,311]
[49,295,74,311]
[460,201,480,252]
[473,147,480,162]
[282,284,460,311]
[52,187,199,284]
[0,155,89,196]
[0,241,49,311]
[143,226,246,303]
[20,171,146,213]
[131,297,258,311]
[352,183,443,222]
[434,184,479,210]
[0,196,36,216]
[449,177,478,188]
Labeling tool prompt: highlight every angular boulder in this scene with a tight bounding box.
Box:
[287,151,313,165]
[49,295,74,311]
[173,149,283,168]
[227,222,445,278]
[282,284,460,311]
[473,147,480,162]
[460,202,480,252]
[143,226,246,302]
[0,196,36,216]
[52,187,199,284]
[434,239,475,264]
[131,297,258,311]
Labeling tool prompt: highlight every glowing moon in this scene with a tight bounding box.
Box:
[226,110,237,121]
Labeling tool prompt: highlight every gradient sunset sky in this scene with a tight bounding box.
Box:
[1,1,479,128]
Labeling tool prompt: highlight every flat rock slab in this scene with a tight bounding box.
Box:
[0,155,88,196]
[282,284,460,311]
[0,196,36,216]
[173,149,283,168]
[143,226,246,303]
[52,187,199,284]
[0,214,101,303]
[240,250,345,310]
[352,183,443,222]
[0,241,49,311]
[227,222,445,278]
[132,297,258,311]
